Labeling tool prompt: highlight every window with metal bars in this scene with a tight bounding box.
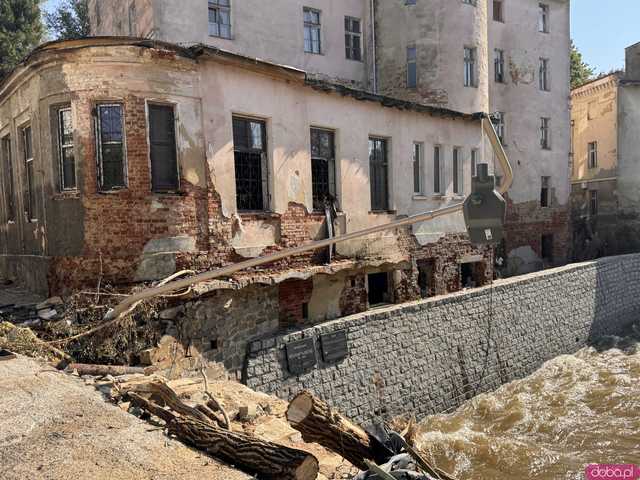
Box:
[344,17,361,61]
[539,58,550,91]
[369,137,389,211]
[233,117,267,211]
[148,104,179,192]
[21,125,36,221]
[56,107,76,191]
[495,49,505,83]
[1,135,15,222]
[492,112,505,144]
[208,0,231,38]
[310,128,336,211]
[540,117,551,149]
[464,47,477,87]
[304,7,321,54]
[96,104,127,190]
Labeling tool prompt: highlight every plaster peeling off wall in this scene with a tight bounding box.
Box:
[412,211,467,246]
[231,220,279,258]
[508,50,535,85]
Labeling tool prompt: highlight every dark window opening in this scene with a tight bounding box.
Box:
[302,302,309,320]
[96,104,126,190]
[310,128,336,211]
[541,176,550,207]
[407,46,417,88]
[56,107,76,191]
[1,135,15,222]
[493,0,504,21]
[417,259,435,298]
[369,137,389,211]
[541,234,554,262]
[589,190,598,216]
[345,16,362,61]
[233,117,267,211]
[149,104,179,192]
[368,272,390,306]
[494,49,505,83]
[433,145,442,193]
[210,338,219,350]
[460,261,486,289]
[21,125,36,221]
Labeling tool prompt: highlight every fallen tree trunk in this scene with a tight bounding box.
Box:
[67,363,146,377]
[129,386,319,480]
[286,390,375,470]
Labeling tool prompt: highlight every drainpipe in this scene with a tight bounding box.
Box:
[370,0,377,93]
[104,114,512,321]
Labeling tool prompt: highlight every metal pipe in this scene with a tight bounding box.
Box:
[104,114,512,321]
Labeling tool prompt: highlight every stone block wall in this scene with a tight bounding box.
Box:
[246,254,640,423]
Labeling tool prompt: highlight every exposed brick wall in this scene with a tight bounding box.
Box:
[278,278,314,329]
[339,273,367,316]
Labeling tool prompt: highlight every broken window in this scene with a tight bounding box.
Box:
[345,17,362,61]
[128,2,137,36]
[367,272,390,306]
[1,135,15,222]
[433,145,442,194]
[407,46,417,88]
[56,107,76,191]
[493,0,504,22]
[540,176,550,207]
[148,104,179,192]
[539,58,550,91]
[540,117,551,149]
[589,190,598,216]
[538,3,549,33]
[541,234,554,262]
[369,137,389,211]
[96,104,127,190]
[588,141,598,168]
[453,147,463,195]
[21,125,36,221]
[464,47,477,87]
[304,7,321,54]
[208,0,231,38]
[492,112,505,144]
[413,142,423,194]
[494,49,505,83]
[233,116,267,211]
[310,128,336,211]
[417,259,435,298]
[471,148,478,177]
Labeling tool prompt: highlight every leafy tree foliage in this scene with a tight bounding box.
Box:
[571,40,595,89]
[0,0,43,79]
[45,0,90,41]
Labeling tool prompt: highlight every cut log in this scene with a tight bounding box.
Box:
[67,363,146,377]
[129,391,319,480]
[286,389,374,470]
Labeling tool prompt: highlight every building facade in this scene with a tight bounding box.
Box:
[571,42,640,257]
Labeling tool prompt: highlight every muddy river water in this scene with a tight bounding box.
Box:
[415,335,640,479]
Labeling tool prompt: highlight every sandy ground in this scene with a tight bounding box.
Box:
[0,355,254,480]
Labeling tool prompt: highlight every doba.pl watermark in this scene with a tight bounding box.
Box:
[586,464,640,480]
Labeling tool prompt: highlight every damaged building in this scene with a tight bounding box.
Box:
[0,0,570,373]
[570,41,640,257]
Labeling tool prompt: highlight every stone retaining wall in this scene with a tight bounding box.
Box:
[245,255,640,423]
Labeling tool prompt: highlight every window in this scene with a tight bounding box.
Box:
[471,149,478,177]
[96,104,127,190]
[541,234,554,262]
[1,135,15,222]
[540,117,550,149]
[345,17,362,61]
[413,142,423,194]
[369,137,389,211]
[453,147,463,195]
[433,145,442,194]
[56,107,76,191]
[462,0,477,5]
[492,112,505,144]
[148,104,179,192]
[208,0,231,38]
[310,128,336,211]
[493,0,504,21]
[95,1,101,27]
[589,190,598,216]
[538,3,549,33]
[494,49,505,83]
[21,125,36,221]
[405,0,416,4]
[540,176,550,207]
[588,141,598,168]
[233,117,267,211]
[304,7,321,54]
[407,46,417,88]
[368,272,390,306]
[128,2,136,35]
[464,47,477,87]
[539,58,550,91]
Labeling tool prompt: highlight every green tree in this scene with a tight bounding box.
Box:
[45,0,90,41]
[0,0,44,79]
[571,40,595,89]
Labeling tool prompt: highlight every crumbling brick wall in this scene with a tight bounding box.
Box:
[278,278,314,329]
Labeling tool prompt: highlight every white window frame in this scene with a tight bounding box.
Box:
[208,0,231,39]
[538,3,549,33]
[464,47,477,87]
[56,106,77,192]
[588,141,598,168]
[21,124,37,222]
[304,7,322,54]
[493,112,505,144]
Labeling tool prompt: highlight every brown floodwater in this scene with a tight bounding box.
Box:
[415,335,640,480]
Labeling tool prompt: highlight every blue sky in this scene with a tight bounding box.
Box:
[43,0,638,74]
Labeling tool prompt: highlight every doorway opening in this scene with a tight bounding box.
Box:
[417,259,436,298]
[367,272,390,306]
